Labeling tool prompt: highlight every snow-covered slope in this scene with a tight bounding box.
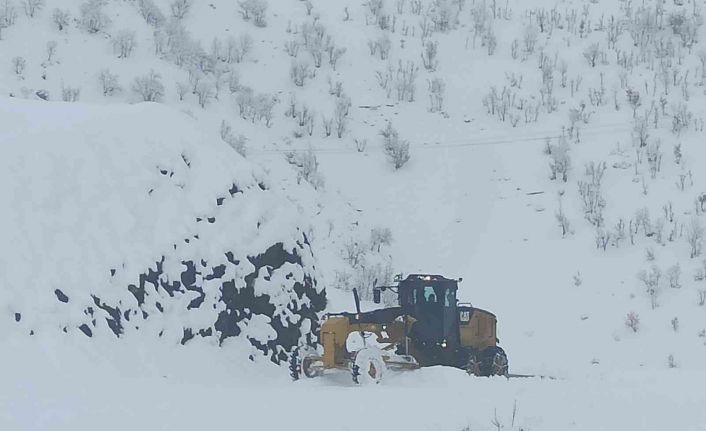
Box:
[0,97,325,361]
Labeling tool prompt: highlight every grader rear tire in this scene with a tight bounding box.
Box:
[351,347,386,385]
[465,352,482,376]
[482,346,509,377]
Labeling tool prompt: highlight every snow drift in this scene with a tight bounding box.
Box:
[0,97,325,362]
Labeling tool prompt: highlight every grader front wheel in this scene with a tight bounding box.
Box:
[289,346,323,381]
[351,347,386,385]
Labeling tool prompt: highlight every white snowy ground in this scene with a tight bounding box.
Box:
[2,0,706,429]
[5,332,706,431]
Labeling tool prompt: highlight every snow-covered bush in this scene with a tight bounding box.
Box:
[80,0,110,34]
[421,40,439,71]
[132,70,165,102]
[334,94,351,138]
[220,120,247,157]
[667,264,681,288]
[169,0,191,20]
[583,43,602,67]
[229,33,252,63]
[427,77,445,112]
[285,148,324,189]
[113,30,137,59]
[625,311,640,333]
[22,0,43,18]
[547,136,571,182]
[290,59,311,87]
[194,79,215,108]
[98,69,121,96]
[51,8,69,31]
[380,122,411,170]
[45,40,57,63]
[61,85,80,102]
[238,0,267,27]
[0,0,18,36]
[175,81,189,100]
[12,55,25,76]
[343,239,366,267]
[637,265,661,309]
[555,199,571,238]
[428,0,458,32]
[686,216,704,258]
[138,0,165,28]
[370,227,392,252]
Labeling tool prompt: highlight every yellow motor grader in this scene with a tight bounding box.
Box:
[289,274,508,384]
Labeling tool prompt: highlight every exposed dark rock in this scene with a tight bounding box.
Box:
[54,289,69,303]
[79,324,93,337]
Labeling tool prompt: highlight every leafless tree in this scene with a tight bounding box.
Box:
[132,70,165,102]
[238,0,267,27]
[113,30,137,58]
[98,69,122,96]
[22,0,43,18]
[421,40,439,71]
[80,0,111,34]
[12,55,25,76]
[686,216,704,258]
[625,311,640,333]
[380,122,411,170]
[45,40,57,63]
[52,8,69,31]
[170,0,191,20]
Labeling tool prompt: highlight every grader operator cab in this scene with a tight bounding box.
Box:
[289,274,508,384]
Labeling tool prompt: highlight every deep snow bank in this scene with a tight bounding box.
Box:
[0,98,325,362]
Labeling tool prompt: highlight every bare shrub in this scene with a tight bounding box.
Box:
[285,148,324,189]
[12,56,25,76]
[175,81,189,100]
[666,264,681,288]
[427,77,444,112]
[132,70,165,102]
[45,40,57,63]
[547,136,570,182]
[685,216,704,259]
[80,0,111,34]
[342,239,366,268]
[583,43,602,67]
[232,33,252,63]
[22,0,43,18]
[61,85,80,102]
[98,69,121,96]
[52,8,69,31]
[238,0,267,27]
[380,122,411,170]
[290,59,311,87]
[637,265,661,309]
[113,30,137,58]
[334,95,351,138]
[138,0,165,27]
[170,0,191,19]
[220,120,247,157]
[194,79,215,108]
[625,311,640,333]
[667,354,677,368]
[370,227,392,252]
[421,40,439,71]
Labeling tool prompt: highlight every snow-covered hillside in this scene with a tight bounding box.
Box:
[2,0,706,429]
[0,97,326,362]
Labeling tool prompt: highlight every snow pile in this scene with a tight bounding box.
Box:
[0,97,325,361]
